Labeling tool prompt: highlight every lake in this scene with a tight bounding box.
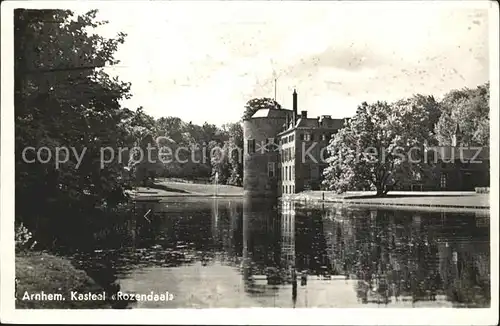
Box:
[73,197,490,308]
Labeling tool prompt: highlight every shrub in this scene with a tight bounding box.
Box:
[475,187,490,194]
[15,223,33,250]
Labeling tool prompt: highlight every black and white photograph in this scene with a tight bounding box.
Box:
[1,0,498,324]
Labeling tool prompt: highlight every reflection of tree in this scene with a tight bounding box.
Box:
[321,207,490,306]
[294,206,332,275]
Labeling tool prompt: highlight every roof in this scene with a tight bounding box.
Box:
[278,117,345,136]
[425,146,490,161]
[250,108,293,119]
[295,117,345,129]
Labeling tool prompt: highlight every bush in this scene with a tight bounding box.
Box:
[15,223,33,250]
[475,187,490,194]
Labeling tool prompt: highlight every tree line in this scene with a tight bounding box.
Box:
[14,9,489,250]
[322,82,490,195]
[14,9,247,250]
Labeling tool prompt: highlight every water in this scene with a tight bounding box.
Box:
[73,197,490,308]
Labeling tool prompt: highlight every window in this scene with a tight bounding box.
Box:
[321,134,327,141]
[310,165,318,179]
[283,186,286,194]
[288,166,292,180]
[247,139,255,154]
[299,134,304,141]
[440,173,447,189]
[268,162,275,177]
[304,133,311,141]
[266,138,276,152]
[284,166,288,181]
[292,166,295,179]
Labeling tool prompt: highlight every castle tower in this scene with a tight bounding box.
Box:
[243,97,293,199]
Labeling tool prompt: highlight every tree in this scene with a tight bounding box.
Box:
[213,122,244,186]
[406,94,442,145]
[323,100,433,196]
[226,123,244,186]
[210,142,231,185]
[15,9,132,248]
[435,83,489,146]
[242,97,282,120]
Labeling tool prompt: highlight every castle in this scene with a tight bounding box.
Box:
[243,90,346,199]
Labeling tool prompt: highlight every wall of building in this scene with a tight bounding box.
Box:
[398,160,490,191]
[294,129,336,192]
[279,130,296,195]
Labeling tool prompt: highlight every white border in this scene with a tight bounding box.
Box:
[1,1,499,325]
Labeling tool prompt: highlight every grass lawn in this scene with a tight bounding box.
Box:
[16,251,111,309]
[132,179,243,198]
[287,191,489,209]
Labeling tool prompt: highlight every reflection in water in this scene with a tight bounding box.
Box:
[75,197,490,308]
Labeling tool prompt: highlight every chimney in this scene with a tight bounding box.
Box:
[301,111,307,119]
[292,89,298,123]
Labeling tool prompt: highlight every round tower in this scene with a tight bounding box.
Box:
[243,106,293,199]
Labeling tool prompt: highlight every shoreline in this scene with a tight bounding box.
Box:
[15,251,114,309]
[132,183,490,211]
[284,191,489,212]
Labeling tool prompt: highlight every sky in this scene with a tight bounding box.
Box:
[85,1,490,125]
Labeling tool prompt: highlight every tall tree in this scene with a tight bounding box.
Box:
[15,9,131,247]
[435,83,489,146]
[323,100,433,195]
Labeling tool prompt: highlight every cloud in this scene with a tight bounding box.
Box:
[91,2,489,125]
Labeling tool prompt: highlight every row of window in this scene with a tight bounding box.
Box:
[281,147,294,162]
[283,165,294,181]
[283,185,295,194]
[267,162,295,181]
[281,134,295,144]
[297,133,333,142]
[247,132,335,154]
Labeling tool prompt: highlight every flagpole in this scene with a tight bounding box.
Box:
[274,78,277,101]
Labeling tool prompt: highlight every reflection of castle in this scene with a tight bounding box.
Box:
[280,201,296,275]
[242,198,281,275]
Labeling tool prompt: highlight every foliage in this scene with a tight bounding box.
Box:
[15,9,133,249]
[242,97,282,120]
[15,223,33,250]
[435,83,489,146]
[323,83,489,195]
[323,100,434,195]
